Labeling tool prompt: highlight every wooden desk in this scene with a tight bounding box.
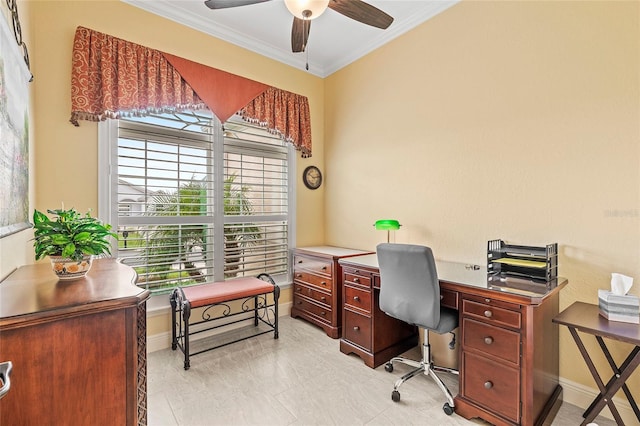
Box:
[0,259,149,425]
[338,254,567,426]
[553,302,640,425]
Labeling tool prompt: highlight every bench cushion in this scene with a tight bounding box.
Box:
[181,277,275,309]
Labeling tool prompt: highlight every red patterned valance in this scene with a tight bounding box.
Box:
[70,26,312,157]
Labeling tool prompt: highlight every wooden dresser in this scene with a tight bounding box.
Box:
[338,254,567,426]
[291,246,372,338]
[0,259,149,425]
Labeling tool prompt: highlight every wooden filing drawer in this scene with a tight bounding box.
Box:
[293,283,331,307]
[293,297,332,325]
[343,270,372,288]
[343,309,372,350]
[293,270,332,293]
[344,284,371,314]
[441,288,458,310]
[463,351,520,423]
[462,318,520,364]
[293,255,332,276]
[462,298,521,329]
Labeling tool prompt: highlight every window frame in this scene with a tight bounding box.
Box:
[98,113,296,306]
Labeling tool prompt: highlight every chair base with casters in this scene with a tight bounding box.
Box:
[385,330,459,415]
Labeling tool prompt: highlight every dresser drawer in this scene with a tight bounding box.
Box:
[293,270,332,293]
[463,351,520,423]
[343,309,372,350]
[293,297,332,324]
[293,283,331,307]
[294,255,332,277]
[463,318,520,364]
[344,284,371,314]
[462,298,521,329]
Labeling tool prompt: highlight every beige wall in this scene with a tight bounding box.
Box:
[326,0,640,415]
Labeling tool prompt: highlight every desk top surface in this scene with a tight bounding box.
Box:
[553,301,640,346]
[339,253,567,302]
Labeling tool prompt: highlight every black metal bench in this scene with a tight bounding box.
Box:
[170,273,279,370]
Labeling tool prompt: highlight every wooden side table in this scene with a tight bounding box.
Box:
[553,302,640,425]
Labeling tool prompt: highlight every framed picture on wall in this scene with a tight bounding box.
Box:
[0,6,31,238]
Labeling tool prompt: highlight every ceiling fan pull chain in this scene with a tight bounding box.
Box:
[305,18,309,70]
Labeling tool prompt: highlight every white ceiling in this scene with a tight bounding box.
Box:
[124,0,459,78]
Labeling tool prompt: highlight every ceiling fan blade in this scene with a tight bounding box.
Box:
[328,0,394,29]
[204,0,271,10]
[291,17,311,53]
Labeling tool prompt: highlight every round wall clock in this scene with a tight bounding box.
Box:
[302,165,322,190]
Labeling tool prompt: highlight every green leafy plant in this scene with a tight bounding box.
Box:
[32,208,117,261]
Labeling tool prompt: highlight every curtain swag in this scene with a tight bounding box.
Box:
[70,26,312,157]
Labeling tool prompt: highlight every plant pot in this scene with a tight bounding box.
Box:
[49,255,93,280]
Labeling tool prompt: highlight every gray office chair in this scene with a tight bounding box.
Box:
[377,243,459,415]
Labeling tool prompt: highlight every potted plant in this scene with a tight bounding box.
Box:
[32,208,117,280]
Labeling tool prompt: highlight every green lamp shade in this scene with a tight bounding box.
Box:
[374,219,401,231]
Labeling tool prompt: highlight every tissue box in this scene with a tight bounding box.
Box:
[598,290,640,324]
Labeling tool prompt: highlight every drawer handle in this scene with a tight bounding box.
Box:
[320,296,326,301]
[296,273,302,278]
[484,310,493,318]
[322,266,327,270]
[320,311,326,316]
[353,326,360,331]
[440,295,444,300]
[484,337,494,345]
[484,381,493,390]
[298,260,303,263]
[353,296,360,302]
[353,277,360,283]
[297,301,302,305]
[321,281,327,286]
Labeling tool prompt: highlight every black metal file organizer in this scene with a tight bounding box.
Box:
[487,239,558,282]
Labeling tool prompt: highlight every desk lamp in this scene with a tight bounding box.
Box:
[374,219,401,243]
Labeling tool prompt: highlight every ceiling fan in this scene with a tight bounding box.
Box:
[204,0,394,53]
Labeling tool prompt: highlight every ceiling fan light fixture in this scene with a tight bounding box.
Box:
[284,0,329,20]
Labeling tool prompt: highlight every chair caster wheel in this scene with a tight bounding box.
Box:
[443,402,454,415]
[391,390,401,402]
[385,362,393,373]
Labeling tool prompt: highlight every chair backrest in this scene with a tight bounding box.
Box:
[377,243,440,330]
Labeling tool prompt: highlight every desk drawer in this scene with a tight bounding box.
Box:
[293,297,332,325]
[343,309,372,350]
[294,255,332,277]
[463,351,520,423]
[344,284,371,314]
[441,288,458,310]
[462,298,521,329]
[293,283,331,307]
[293,271,332,293]
[343,271,371,288]
[463,318,520,364]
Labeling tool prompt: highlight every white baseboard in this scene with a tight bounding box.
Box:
[560,376,635,424]
[147,301,292,353]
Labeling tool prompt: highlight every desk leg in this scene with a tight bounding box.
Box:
[569,327,640,425]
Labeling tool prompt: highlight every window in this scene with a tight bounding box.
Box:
[98,110,294,293]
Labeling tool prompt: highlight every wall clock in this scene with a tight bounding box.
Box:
[302,165,322,190]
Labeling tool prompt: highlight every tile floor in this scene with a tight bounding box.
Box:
[147,316,616,426]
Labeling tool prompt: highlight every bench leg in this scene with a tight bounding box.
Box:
[170,289,178,350]
[274,285,280,339]
[254,295,259,326]
[183,301,191,370]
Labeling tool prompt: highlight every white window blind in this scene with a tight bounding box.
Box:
[99,111,292,294]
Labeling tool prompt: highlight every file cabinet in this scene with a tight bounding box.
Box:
[291,246,372,338]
